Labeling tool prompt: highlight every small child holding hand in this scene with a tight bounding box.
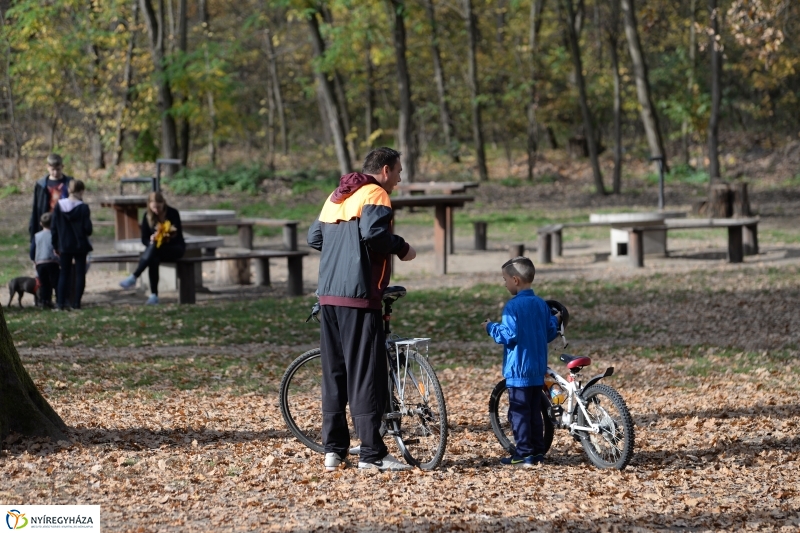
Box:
[481,256,560,467]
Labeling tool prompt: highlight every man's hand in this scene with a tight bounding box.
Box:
[480,318,491,332]
[400,245,416,261]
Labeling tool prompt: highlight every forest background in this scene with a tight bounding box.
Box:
[0,0,797,193]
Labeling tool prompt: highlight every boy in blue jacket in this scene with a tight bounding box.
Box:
[482,256,560,467]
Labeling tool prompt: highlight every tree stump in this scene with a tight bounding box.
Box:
[215,249,251,285]
[509,243,525,259]
[731,181,751,217]
[473,221,487,250]
[708,183,732,218]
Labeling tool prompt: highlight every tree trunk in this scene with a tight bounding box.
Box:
[0,304,68,442]
[464,0,488,182]
[178,0,190,166]
[609,17,622,194]
[113,0,138,167]
[707,0,721,180]
[87,44,105,170]
[200,1,217,166]
[389,0,417,182]
[526,0,546,182]
[561,0,605,195]
[620,0,668,171]
[0,6,21,178]
[307,10,351,176]
[141,0,179,168]
[424,0,458,162]
[264,26,288,155]
[682,0,697,166]
[364,40,377,146]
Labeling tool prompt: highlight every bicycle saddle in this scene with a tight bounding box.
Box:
[560,353,592,369]
[383,286,406,303]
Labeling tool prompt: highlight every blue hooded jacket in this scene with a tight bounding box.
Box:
[486,288,560,387]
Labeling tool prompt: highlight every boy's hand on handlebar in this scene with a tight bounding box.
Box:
[400,245,416,261]
[480,319,491,332]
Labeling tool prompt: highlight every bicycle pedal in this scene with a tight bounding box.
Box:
[383,412,401,420]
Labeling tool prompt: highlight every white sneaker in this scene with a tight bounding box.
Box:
[324,452,349,472]
[145,294,159,305]
[358,453,412,471]
[119,275,136,289]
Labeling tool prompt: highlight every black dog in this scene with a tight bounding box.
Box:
[7,277,39,308]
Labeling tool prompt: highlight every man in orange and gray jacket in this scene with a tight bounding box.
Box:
[308,147,417,472]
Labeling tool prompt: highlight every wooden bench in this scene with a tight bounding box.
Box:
[536,221,611,264]
[90,250,308,304]
[623,218,759,268]
[181,218,299,251]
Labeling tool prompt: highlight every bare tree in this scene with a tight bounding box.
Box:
[112,0,139,167]
[526,0,546,182]
[560,0,605,195]
[682,0,697,166]
[0,3,22,178]
[389,0,417,182]
[307,9,352,176]
[620,0,668,170]
[424,0,458,162]
[707,0,722,180]
[263,26,288,155]
[140,0,179,166]
[607,0,623,193]
[178,0,190,166]
[463,0,488,181]
[364,39,377,145]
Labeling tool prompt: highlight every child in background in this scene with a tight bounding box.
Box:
[481,256,560,467]
[51,179,93,310]
[30,212,59,309]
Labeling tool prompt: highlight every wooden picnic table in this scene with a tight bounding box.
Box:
[395,182,479,254]
[391,194,475,275]
[100,195,147,241]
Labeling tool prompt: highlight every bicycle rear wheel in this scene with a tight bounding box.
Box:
[389,351,448,470]
[279,349,326,453]
[488,379,554,456]
[576,383,634,470]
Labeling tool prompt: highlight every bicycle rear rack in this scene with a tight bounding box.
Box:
[391,338,431,412]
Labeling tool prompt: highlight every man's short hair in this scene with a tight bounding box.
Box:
[362,147,401,174]
[40,212,52,228]
[502,256,536,283]
[69,179,85,194]
[47,154,63,167]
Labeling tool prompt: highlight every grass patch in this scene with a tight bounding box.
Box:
[0,233,32,286]
[645,164,709,186]
[0,185,22,199]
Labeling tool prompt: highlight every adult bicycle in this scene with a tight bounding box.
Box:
[279,286,448,470]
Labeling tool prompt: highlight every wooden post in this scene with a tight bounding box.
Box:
[743,223,759,255]
[551,227,563,257]
[628,229,644,268]
[709,183,732,218]
[254,257,271,286]
[727,225,743,263]
[434,205,447,275]
[215,250,251,285]
[287,256,303,295]
[510,243,525,259]
[176,261,196,304]
[537,231,551,264]
[238,224,254,250]
[447,206,455,254]
[283,222,298,251]
[731,182,751,217]
[473,221,487,250]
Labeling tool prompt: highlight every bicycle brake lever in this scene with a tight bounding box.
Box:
[306,302,321,323]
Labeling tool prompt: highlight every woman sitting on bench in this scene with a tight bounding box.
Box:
[119,192,186,305]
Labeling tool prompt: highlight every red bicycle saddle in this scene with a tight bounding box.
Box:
[560,353,592,369]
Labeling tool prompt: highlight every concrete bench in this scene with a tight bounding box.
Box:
[623,218,759,268]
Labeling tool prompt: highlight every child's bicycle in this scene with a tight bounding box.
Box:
[488,302,635,470]
[279,286,448,470]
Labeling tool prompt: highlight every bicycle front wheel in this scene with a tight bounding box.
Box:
[576,383,635,470]
[488,379,554,456]
[278,349,325,453]
[390,352,448,470]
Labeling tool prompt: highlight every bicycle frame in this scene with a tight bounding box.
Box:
[545,366,615,435]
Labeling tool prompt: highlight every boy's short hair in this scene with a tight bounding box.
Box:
[362,147,402,174]
[47,153,63,167]
[40,212,52,228]
[69,179,85,194]
[502,256,535,283]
